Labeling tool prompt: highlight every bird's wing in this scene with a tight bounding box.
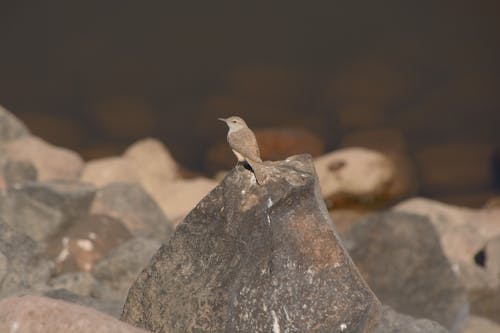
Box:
[228,128,262,162]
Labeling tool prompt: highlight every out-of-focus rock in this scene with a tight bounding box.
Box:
[484,196,500,209]
[2,159,37,186]
[468,289,500,325]
[48,272,98,297]
[314,147,395,200]
[0,104,29,142]
[464,315,500,333]
[123,137,179,186]
[90,182,172,240]
[47,214,132,274]
[205,127,325,173]
[415,143,496,193]
[3,135,84,180]
[151,177,218,226]
[80,157,141,188]
[373,306,450,333]
[93,237,161,298]
[343,212,468,332]
[329,209,371,234]
[0,295,149,333]
[122,155,381,333]
[394,198,500,291]
[340,128,418,200]
[0,180,96,241]
[0,221,53,297]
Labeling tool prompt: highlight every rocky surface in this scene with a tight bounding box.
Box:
[122,155,381,333]
[0,105,30,142]
[0,295,149,333]
[90,182,172,240]
[314,147,395,201]
[373,306,450,333]
[342,212,468,332]
[464,315,500,333]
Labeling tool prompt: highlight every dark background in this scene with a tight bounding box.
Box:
[1,1,499,205]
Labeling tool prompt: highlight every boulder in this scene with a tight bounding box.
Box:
[2,135,84,180]
[90,182,172,240]
[0,179,96,241]
[2,159,37,186]
[47,214,132,274]
[0,220,53,297]
[80,157,141,188]
[93,237,161,297]
[342,212,468,332]
[374,306,450,333]
[121,155,381,333]
[464,315,500,333]
[314,147,395,200]
[394,198,500,291]
[0,295,149,333]
[0,104,29,142]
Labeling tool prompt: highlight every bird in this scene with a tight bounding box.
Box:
[219,116,267,184]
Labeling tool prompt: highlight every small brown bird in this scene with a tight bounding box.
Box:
[219,116,267,184]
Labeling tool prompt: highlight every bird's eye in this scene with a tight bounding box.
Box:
[232,120,237,123]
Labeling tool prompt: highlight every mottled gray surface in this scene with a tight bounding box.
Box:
[91,182,172,240]
[122,154,381,333]
[0,220,53,297]
[374,306,450,333]
[342,212,469,333]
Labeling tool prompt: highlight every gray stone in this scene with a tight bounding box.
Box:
[0,105,29,142]
[0,179,96,241]
[0,220,53,297]
[48,272,98,297]
[93,237,161,295]
[121,155,381,333]
[91,182,172,240]
[342,212,468,333]
[374,306,450,333]
[2,159,38,186]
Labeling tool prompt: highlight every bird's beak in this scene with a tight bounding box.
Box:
[218,118,227,123]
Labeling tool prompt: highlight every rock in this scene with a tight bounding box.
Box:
[47,214,132,274]
[3,135,84,180]
[2,159,37,186]
[0,295,149,333]
[0,179,96,241]
[469,289,500,325]
[394,198,500,291]
[151,177,218,226]
[123,137,179,186]
[342,212,468,332]
[93,237,161,297]
[485,197,500,209]
[415,143,496,193]
[121,155,381,333]
[464,315,500,333]
[0,104,29,142]
[48,272,98,297]
[0,220,53,297]
[80,157,141,187]
[90,182,172,240]
[44,288,124,318]
[206,128,325,173]
[329,209,371,235]
[374,306,450,333]
[314,147,395,200]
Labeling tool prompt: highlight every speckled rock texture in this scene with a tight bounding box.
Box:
[121,154,381,333]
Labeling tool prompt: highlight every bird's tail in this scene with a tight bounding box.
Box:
[247,161,268,185]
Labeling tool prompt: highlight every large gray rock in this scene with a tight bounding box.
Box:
[0,179,96,241]
[0,105,29,142]
[121,155,381,333]
[374,306,450,333]
[0,295,149,333]
[90,182,172,240]
[342,212,468,333]
[0,220,53,297]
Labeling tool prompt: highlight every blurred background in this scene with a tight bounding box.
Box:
[1,1,499,207]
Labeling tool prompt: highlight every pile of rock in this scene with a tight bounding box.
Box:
[1,105,499,333]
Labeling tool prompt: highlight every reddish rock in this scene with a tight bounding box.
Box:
[0,295,149,333]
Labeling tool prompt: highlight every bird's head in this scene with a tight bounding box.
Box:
[218,116,247,132]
